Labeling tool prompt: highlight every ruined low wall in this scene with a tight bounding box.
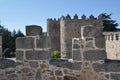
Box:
[1,25,120,80]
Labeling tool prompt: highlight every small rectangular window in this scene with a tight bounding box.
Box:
[116,34,119,40]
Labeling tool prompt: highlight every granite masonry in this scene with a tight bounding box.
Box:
[0,15,120,80]
[0,36,2,58]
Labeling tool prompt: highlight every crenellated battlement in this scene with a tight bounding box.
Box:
[46,14,103,58]
[47,18,60,22]
[60,14,102,21]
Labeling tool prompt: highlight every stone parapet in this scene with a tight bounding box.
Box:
[26,25,43,36]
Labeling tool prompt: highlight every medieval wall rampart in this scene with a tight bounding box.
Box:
[47,19,60,52]
[0,15,120,80]
[60,14,103,58]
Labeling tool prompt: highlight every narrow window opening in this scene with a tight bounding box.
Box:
[116,34,119,40]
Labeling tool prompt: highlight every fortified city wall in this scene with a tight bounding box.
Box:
[0,36,2,58]
[0,15,120,80]
[47,14,104,59]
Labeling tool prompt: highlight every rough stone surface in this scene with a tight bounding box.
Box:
[22,67,31,73]
[93,63,105,72]
[83,50,107,61]
[55,70,63,76]
[29,61,39,68]
[73,44,80,49]
[72,50,81,60]
[26,50,50,60]
[105,63,120,72]
[49,59,69,67]
[111,73,120,80]
[64,76,78,80]
[69,62,82,70]
[0,36,2,58]
[49,59,81,70]
[36,69,42,80]
[16,51,24,60]
[0,59,16,69]
[47,19,60,52]
[16,37,34,49]
[95,36,105,48]
[26,25,43,36]
[36,36,50,48]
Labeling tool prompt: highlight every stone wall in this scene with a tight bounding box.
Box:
[48,14,103,59]
[0,36,2,58]
[60,14,103,59]
[1,15,120,80]
[47,19,60,52]
[14,24,120,80]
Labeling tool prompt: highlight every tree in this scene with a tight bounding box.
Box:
[0,24,24,57]
[101,13,118,31]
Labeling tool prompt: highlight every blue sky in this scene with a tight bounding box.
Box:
[0,0,120,34]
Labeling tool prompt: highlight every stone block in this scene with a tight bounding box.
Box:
[95,36,105,48]
[55,70,63,76]
[64,76,78,80]
[16,37,34,49]
[49,59,69,67]
[16,51,24,60]
[5,71,15,75]
[49,59,82,70]
[68,62,82,70]
[73,44,80,49]
[36,69,42,80]
[111,73,120,80]
[29,61,39,68]
[7,74,17,79]
[26,50,50,60]
[21,67,31,73]
[83,50,107,61]
[83,27,102,38]
[92,63,105,72]
[72,50,81,60]
[26,25,42,36]
[86,40,94,48]
[36,36,50,48]
[0,59,16,69]
[105,63,120,72]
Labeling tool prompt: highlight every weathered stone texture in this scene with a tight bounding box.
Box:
[47,19,60,52]
[0,59,16,69]
[36,36,50,48]
[16,37,34,49]
[64,76,78,80]
[26,25,43,36]
[49,59,81,70]
[0,36,2,58]
[26,50,50,60]
[55,70,63,76]
[72,50,81,60]
[111,73,120,80]
[93,63,105,72]
[83,50,107,61]
[36,69,42,80]
[105,63,120,72]
[29,61,39,68]
[16,51,24,60]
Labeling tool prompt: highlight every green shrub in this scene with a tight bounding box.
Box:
[51,50,60,58]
